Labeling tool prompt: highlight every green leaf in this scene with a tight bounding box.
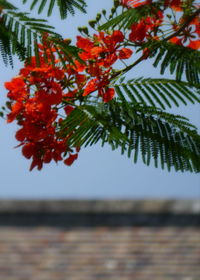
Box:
[0,8,82,66]
[22,0,87,19]
[114,78,200,109]
[99,6,148,31]
[147,40,200,84]
[59,99,200,173]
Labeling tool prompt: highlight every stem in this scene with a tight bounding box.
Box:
[111,55,146,79]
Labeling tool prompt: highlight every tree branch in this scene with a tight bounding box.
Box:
[111,8,200,80]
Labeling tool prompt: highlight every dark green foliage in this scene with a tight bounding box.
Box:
[99,4,200,85]
[99,5,151,31]
[22,0,87,19]
[49,37,83,66]
[148,41,200,84]
[0,5,59,66]
[0,0,16,10]
[60,99,200,172]
[0,6,82,66]
[98,1,166,31]
[114,78,200,110]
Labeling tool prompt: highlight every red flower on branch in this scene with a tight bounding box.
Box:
[118,48,133,59]
[170,18,200,49]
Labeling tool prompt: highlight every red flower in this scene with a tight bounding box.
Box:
[15,128,26,142]
[118,48,133,59]
[43,150,52,163]
[102,88,115,103]
[83,78,98,96]
[164,0,182,11]
[64,153,78,166]
[22,143,35,159]
[5,77,27,102]
[170,19,200,50]
[74,60,86,72]
[76,74,87,88]
[7,102,24,123]
[91,46,104,57]
[4,77,25,92]
[111,30,124,43]
[101,53,118,68]
[30,156,43,171]
[76,36,93,49]
[129,21,148,42]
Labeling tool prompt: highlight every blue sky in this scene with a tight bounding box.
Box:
[0,0,199,199]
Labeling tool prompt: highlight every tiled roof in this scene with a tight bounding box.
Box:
[1,199,200,213]
[0,200,199,280]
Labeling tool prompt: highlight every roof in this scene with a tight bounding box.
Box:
[0,199,199,226]
[0,200,199,280]
[1,199,200,213]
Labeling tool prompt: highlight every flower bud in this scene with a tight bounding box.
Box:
[113,0,120,8]
[88,20,96,28]
[111,7,116,14]
[96,13,101,21]
[82,26,89,35]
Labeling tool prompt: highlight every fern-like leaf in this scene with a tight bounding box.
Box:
[60,100,200,173]
[22,0,87,19]
[147,40,200,84]
[99,5,151,31]
[0,7,82,66]
[114,78,200,110]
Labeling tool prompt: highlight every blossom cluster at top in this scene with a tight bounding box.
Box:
[121,0,200,50]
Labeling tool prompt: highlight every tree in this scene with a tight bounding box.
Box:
[0,0,200,172]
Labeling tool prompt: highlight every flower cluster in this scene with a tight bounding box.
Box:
[121,0,200,50]
[5,30,133,170]
[129,11,163,43]
[76,30,132,102]
[5,54,79,171]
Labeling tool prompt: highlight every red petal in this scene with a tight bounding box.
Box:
[64,153,78,166]
[22,143,35,159]
[118,48,133,59]
[15,128,26,142]
[103,88,115,103]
